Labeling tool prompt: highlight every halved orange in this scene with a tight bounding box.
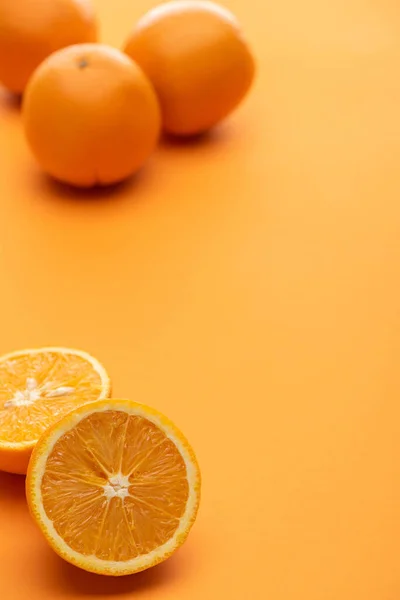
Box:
[26,400,201,576]
[0,347,111,474]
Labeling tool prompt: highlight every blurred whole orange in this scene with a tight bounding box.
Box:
[0,0,97,94]
[23,44,161,188]
[123,0,255,136]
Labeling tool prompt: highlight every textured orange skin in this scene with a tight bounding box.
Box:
[23,44,161,188]
[26,399,201,576]
[0,0,97,94]
[123,0,255,136]
[0,444,33,476]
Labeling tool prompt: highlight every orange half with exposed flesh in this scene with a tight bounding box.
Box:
[26,399,201,576]
[0,347,111,474]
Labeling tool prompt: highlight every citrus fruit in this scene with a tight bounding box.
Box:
[0,0,97,94]
[23,44,161,188]
[26,399,201,576]
[0,347,111,474]
[123,0,255,136]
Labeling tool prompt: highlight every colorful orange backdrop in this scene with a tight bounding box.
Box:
[1,0,400,598]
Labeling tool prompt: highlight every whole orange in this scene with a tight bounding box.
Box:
[0,0,97,94]
[23,44,161,188]
[123,0,255,136]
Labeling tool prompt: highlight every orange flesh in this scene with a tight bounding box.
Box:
[41,410,189,561]
[0,352,104,444]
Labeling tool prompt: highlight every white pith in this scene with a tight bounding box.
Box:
[103,472,131,500]
[5,377,74,408]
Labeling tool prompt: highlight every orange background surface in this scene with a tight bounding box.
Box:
[1,0,400,598]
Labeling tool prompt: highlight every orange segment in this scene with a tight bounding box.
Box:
[26,400,201,576]
[0,348,111,474]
